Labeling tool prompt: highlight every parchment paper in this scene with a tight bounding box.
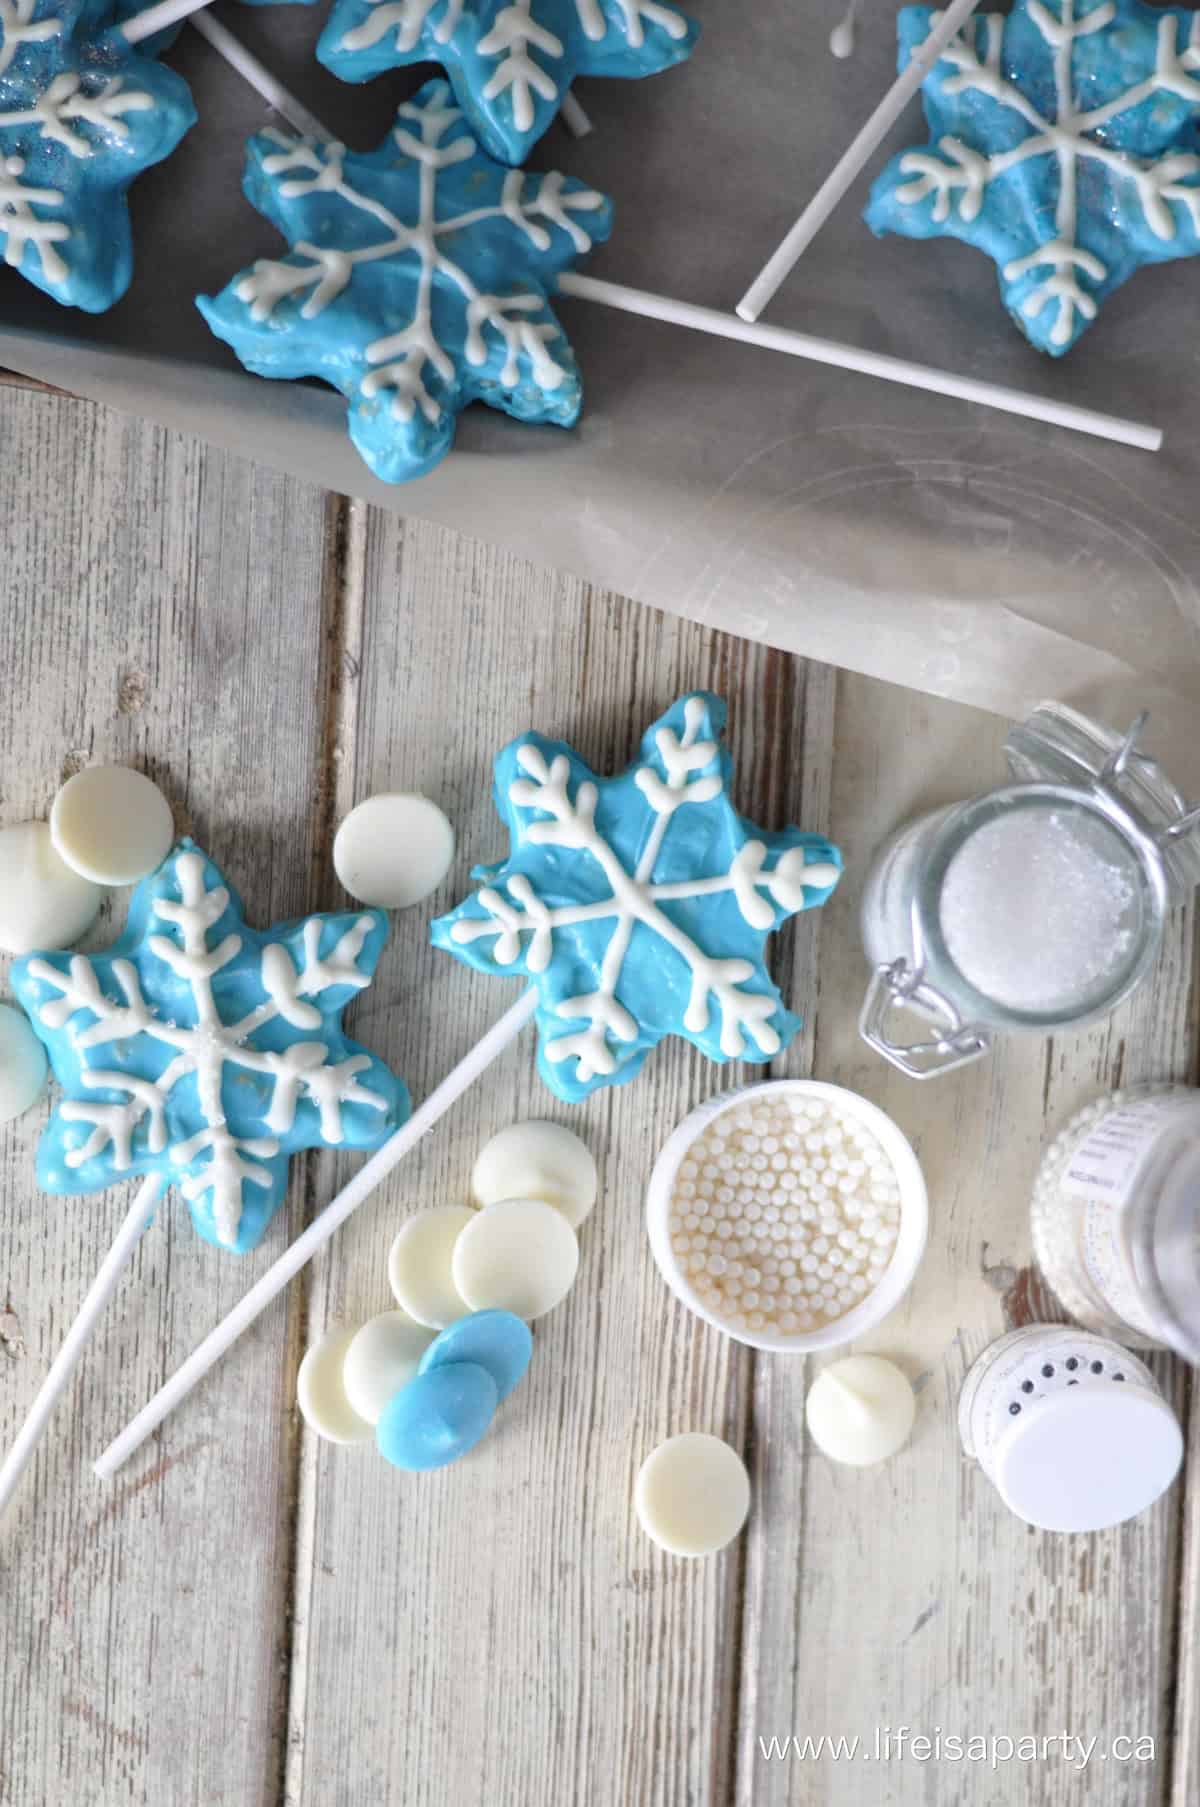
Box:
[2,0,1198,787]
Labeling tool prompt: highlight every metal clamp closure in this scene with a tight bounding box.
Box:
[859,957,990,1080]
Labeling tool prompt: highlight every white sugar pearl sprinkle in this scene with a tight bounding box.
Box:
[668,1097,908,1338]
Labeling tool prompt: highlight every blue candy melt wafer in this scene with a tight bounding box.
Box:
[419,1310,532,1403]
[377,1361,499,1471]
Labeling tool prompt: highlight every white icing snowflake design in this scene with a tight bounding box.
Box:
[200,80,611,483]
[866,0,1200,353]
[432,694,842,1102]
[317,0,697,166]
[12,842,406,1253]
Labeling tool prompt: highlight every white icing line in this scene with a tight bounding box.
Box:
[335,0,689,117]
[0,67,157,281]
[890,0,1200,348]
[0,0,61,76]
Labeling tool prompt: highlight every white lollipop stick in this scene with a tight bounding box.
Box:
[736,0,985,322]
[94,989,537,1478]
[190,11,332,139]
[560,91,593,137]
[0,1173,163,1523]
[180,54,1161,453]
[119,0,328,139]
[119,0,210,42]
[556,275,1162,451]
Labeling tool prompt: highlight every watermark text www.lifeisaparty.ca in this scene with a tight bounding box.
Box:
[756,1728,1156,1772]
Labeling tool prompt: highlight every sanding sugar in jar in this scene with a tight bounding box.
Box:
[667,1094,901,1336]
[938,806,1140,1017]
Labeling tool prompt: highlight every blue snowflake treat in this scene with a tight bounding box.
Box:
[199,80,612,484]
[11,840,409,1254]
[317,0,698,168]
[0,0,194,311]
[432,694,842,1104]
[865,0,1200,355]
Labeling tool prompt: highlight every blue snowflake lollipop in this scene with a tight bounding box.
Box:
[432,694,842,1104]
[865,0,1200,355]
[317,0,698,168]
[0,0,194,311]
[199,80,612,484]
[11,839,409,1254]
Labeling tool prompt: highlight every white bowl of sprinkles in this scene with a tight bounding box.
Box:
[646,1081,928,1353]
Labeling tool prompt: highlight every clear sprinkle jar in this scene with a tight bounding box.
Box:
[858,704,1200,1079]
[1030,1085,1200,1364]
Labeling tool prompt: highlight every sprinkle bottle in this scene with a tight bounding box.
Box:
[1031,1085,1200,1365]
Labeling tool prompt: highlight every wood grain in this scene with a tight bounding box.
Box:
[0,386,1196,1807]
[0,389,334,1807]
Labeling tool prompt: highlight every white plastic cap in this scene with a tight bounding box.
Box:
[991,1383,1183,1533]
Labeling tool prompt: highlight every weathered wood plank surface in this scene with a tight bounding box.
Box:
[0,388,335,1807]
[0,388,1196,1807]
[287,510,839,1807]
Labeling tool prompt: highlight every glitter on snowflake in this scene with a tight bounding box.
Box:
[431,694,842,1103]
[11,841,408,1254]
[199,80,612,484]
[318,0,698,167]
[865,0,1200,354]
[0,0,194,311]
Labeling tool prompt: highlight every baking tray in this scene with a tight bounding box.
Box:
[2,0,1198,784]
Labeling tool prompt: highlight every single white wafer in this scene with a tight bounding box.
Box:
[388,1205,476,1329]
[297,1326,373,1444]
[343,1310,434,1425]
[452,1198,579,1320]
[334,794,455,910]
[471,1121,597,1228]
[0,821,103,954]
[635,1433,750,1557]
[50,766,173,885]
